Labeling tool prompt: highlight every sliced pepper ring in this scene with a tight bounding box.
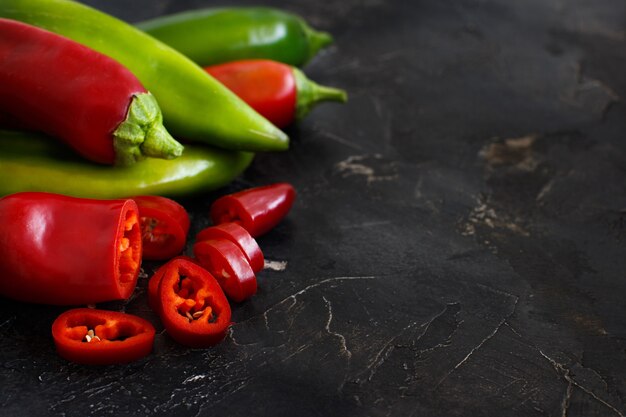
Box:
[193,239,257,303]
[149,257,232,348]
[196,222,264,273]
[51,308,155,365]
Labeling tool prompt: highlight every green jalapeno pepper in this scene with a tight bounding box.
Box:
[0,0,288,153]
[136,7,333,67]
[0,130,254,199]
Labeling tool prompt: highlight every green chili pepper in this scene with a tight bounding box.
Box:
[0,0,288,153]
[136,7,334,68]
[0,130,254,199]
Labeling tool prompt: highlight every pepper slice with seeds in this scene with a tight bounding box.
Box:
[52,308,155,365]
[148,257,231,347]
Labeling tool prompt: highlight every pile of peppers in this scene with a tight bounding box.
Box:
[0,1,347,198]
[0,0,343,365]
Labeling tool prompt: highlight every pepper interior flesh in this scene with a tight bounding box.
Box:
[172,270,216,323]
[63,316,140,343]
[63,316,106,341]
[119,210,141,284]
[140,217,174,245]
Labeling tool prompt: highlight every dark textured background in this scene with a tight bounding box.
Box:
[1,0,626,416]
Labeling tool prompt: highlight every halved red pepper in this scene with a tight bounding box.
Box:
[148,257,231,347]
[0,192,142,305]
[0,18,183,165]
[52,308,155,365]
[210,183,296,237]
[196,222,264,273]
[193,239,257,302]
[133,195,190,260]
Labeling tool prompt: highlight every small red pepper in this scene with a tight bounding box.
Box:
[210,183,296,237]
[0,18,183,165]
[133,195,190,261]
[148,257,231,347]
[193,239,257,302]
[52,308,155,365]
[196,222,264,273]
[205,59,347,128]
[0,192,142,305]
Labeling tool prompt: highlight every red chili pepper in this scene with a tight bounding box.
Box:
[133,196,190,261]
[205,59,347,128]
[0,18,183,165]
[52,308,155,365]
[196,222,264,273]
[148,257,232,347]
[210,183,296,237]
[193,239,257,302]
[0,192,142,305]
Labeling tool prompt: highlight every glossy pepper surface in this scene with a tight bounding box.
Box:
[0,130,254,199]
[206,60,347,128]
[148,258,232,347]
[211,183,296,237]
[137,7,333,67]
[134,196,190,261]
[0,0,288,152]
[0,18,182,165]
[193,239,257,303]
[0,192,142,305]
[52,308,155,365]
[196,223,264,273]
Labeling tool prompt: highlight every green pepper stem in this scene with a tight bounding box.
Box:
[292,68,348,120]
[113,93,184,166]
[302,23,334,64]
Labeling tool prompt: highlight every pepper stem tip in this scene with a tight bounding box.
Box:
[113,93,184,165]
[303,23,334,63]
[293,68,348,120]
[314,84,348,103]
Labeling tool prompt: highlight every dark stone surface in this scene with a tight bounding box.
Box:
[1,0,626,416]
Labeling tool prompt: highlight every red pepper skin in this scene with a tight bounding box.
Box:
[148,258,231,347]
[205,60,347,128]
[52,308,155,365]
[206,60,296,129]
[196,222,264,273]
[193,239,257,302]
[147,263,167,313]
[210,183,296,238]
[133,196,190,261]
[0,19,182,165]
[0,192,142,305]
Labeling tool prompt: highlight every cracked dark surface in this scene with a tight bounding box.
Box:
[1,0,625,416]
